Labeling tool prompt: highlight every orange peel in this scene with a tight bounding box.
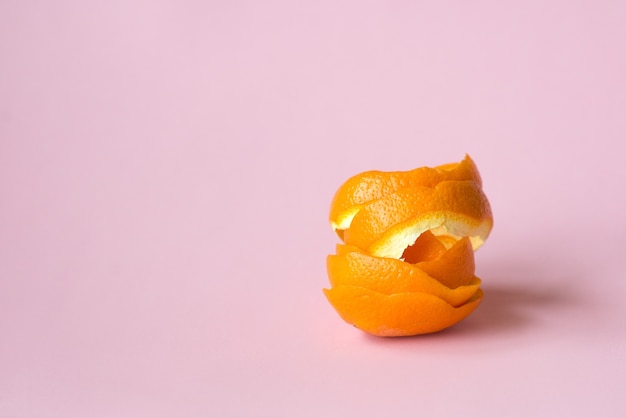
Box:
[329,155,482,231]
[324,155,493,337]
[324,286,484,337]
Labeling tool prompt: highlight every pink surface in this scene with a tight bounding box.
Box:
[2,1,626,416]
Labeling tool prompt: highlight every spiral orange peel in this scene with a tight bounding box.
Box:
[324,155,493,336]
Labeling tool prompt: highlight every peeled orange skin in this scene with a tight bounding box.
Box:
[328,239,479,307]
[324,155,492,337]
[324,286,483,337]
[329,155,482,232]
[344,180,492,259]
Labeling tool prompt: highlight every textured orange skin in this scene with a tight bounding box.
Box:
[343,180,492,252]
[329,155,482,226]
[328,238,478,307]
[324,286,483,337]
[324,156,493,337]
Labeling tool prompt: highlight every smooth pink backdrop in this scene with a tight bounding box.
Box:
[2,1,626,417]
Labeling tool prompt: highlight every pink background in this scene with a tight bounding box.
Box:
[2,1,626,416]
